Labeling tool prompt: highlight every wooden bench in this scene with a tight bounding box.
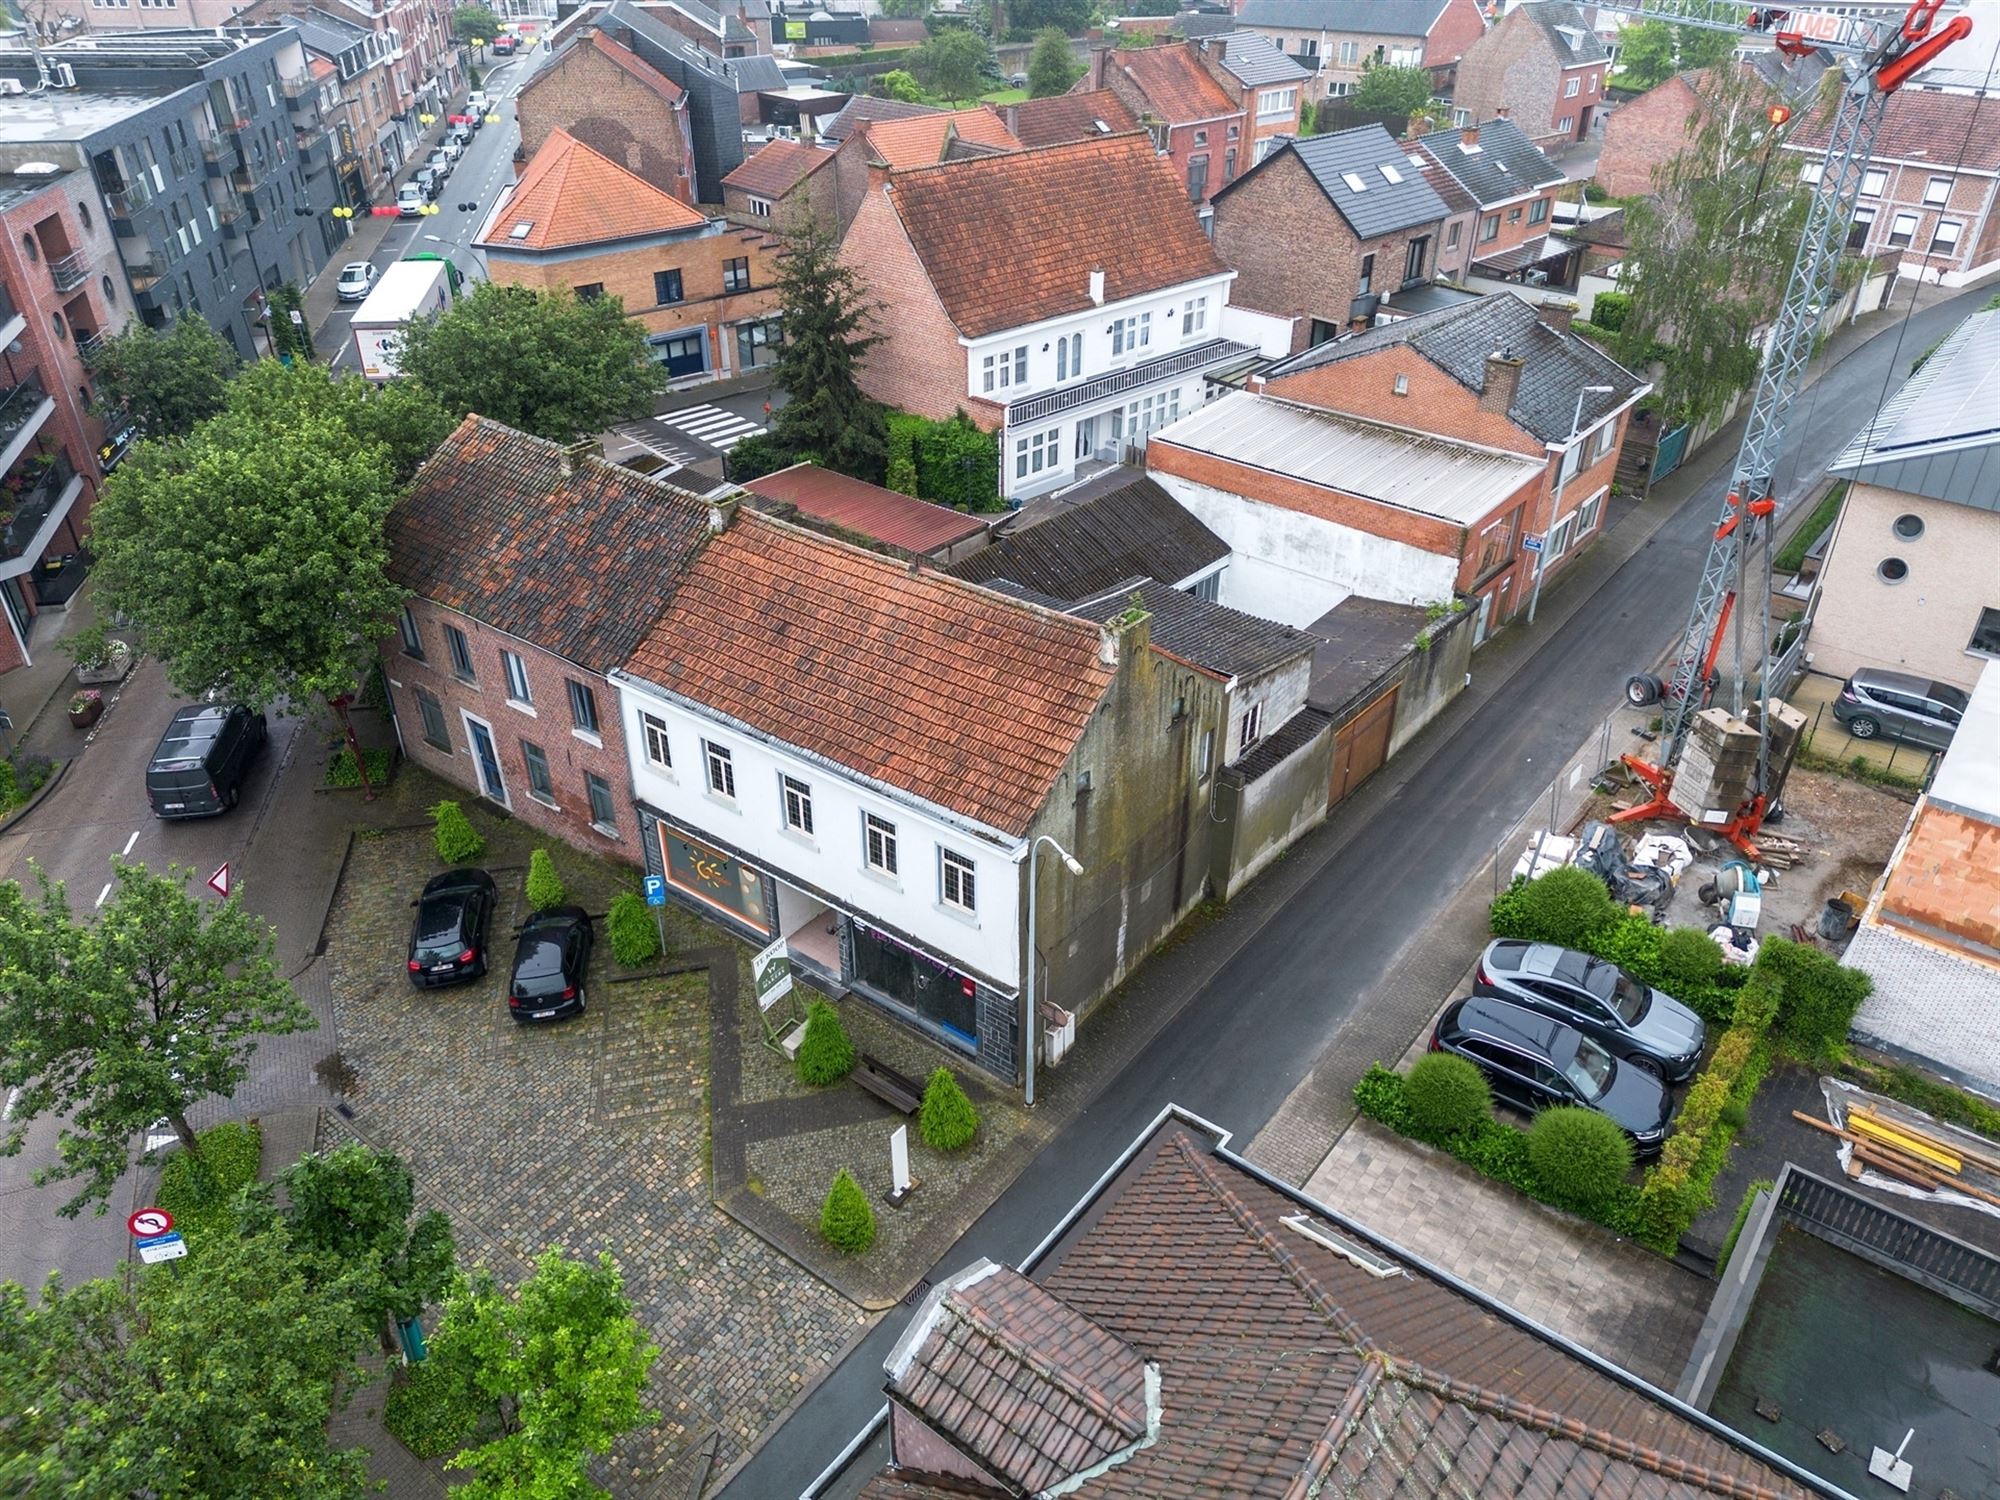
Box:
[853,1053,923,1116]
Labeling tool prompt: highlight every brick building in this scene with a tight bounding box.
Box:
[1079,40,1292,203]
[1782,87,2000,286]
[478,129,782,382]
[1412,114,1569,285]
[1001,88,1141,148]
[1451,0,1607,150]
[1198,33,1313,161]
[1211,124,1448,351]
[381,416,712,864]
[516,26,697,205]
[837,133,1243,503]
[827,108,1019,233]
[720,137,835,228]
[1598,56,1829,202]
[1234,0,1487,103]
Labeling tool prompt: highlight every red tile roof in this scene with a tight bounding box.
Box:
[623,514,1115,836]
[862,107,1020,168]
[1104,41,1238,124]
[741,463,988,556]
[389,417,711,671]
[721,137,834,198]
[478,128,706,251]
[1787,85,2000,171]
[1009,88,1142,148]
[887,134,1229,338]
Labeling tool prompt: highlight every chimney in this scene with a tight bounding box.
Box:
[1494,106,1510,120]
[1480,348,1524,416]
[708,496,740,534]
[1541,300,1578,335]
[559,438,600,476]
[1089,268,1106,306]
[1459,122,1479,147]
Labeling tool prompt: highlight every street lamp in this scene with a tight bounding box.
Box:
[1527,383,1615,625]
[1024,834,1084,1108]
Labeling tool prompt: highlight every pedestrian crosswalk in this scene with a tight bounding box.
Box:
[660,403,767,452]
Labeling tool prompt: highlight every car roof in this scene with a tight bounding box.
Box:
[520,906,589,933]
[1455,995,1567,1054]
[341,261,371,274]
[1851,667,1960,702]
[421,868,493,897]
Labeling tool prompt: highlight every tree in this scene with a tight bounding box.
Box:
[1027,27,1081,96]
[397,283,665,444]
[1615,63,1812,426]
[425,1249,658,1498]
[878,0,925,15]
[876,67,927,102]
[221,358,453,482]
[1351,62,1434,118]
[0,861,312,1216]
[913,25,989,104]
[0,1222,380,1499]
[769,219,887,482]
[275,1143,457,1339]
[1615,19,1739,89]
[454,3,501,47]
[1009,0,1089,35]
[87,316,238,440]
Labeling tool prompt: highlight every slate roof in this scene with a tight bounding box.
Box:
[1783,85,2000,171]
[1227,124,1447,237]
[1230,705,1333,780]
[721,137,833,197]
[623,514,1115,837]
[1471,230,1581,273]
[819,93,941,145]
[886,134,1228,338]
[388,417,710,671]
[1516,0,1608,65]
[861,107,1018,167]
[861,1123,1817,1499]
[728,52,788,92]
[1414,114,1564,206]
[1175,8,1236,38]
[477,129,706,251]
[1008,88,1141,148]
[740,462,989,555]
[1268,291,1645,443]
[1413,143,1478,214]
[947,470,1229,597]
[1067,576,1317,681]
[1209,31,1311,87]
[1237,0,1447,38]
[1103,41,1240,122]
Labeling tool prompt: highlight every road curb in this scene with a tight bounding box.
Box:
[0,755,70,837]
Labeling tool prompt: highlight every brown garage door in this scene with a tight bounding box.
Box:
[1330,684,1399,805]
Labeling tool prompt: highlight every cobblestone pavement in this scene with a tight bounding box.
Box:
[323,799,857,1491]
[1304,1118,1711,1390]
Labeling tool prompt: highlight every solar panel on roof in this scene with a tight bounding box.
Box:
[1877,323,2000,452]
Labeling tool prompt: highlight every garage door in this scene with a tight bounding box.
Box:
[1330,684,1399,805]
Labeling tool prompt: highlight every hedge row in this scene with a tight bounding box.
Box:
[885,410,1001,512]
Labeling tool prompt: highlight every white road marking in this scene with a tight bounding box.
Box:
[661,404,767,451]
[122,830,139,856]
[94,882,112,908]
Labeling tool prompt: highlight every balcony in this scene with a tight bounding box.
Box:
[0,374,55,492]
[106,181,153,219]
[231,165,258,195]
[1003,338,1256,427]
[98,408,137,473]
[48,251,87,294]
[0,281,20,348]
[73,326,104,361]
[1287,51,1322,72]
[0,452,79,570]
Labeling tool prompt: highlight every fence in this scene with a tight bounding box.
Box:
[1796,697,1939,789]
[1490,706,1643,899]
[1778,1166,2000,1318]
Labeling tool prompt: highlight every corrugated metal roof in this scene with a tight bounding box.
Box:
[741,463,988,555]
[1156,390,1542,524]
[1285,126,1450,238]
[1828,307,2000,511]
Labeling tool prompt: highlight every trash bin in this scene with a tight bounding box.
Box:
[1819,898,1854,941]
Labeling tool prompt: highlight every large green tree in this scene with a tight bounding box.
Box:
[1616,63,1813,425]
[224,358,453,482]
[453,2,501,46]
[1008,0,1089,37]
[1027,26,1081,97]
[87,316,238,440]
[276,1142,458,1341]
[0,1223,380,1499]
[397,283,665,443]
[1615,19,1740,90]
[1352,62,1434,118]
[913,25,990,104]
[0,861,312,1216]
[768,219,886,482]
[876,67,927,102]
[425,1249,659,1498]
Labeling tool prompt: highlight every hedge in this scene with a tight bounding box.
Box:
[607,891,662,967]
[156,1120,264,1241]
[525,848,566,912]
[383,1359,483,1460]
[431,800,484,865]
[1528,1106,1634,1217]
[324,746,394,788]
[918,1068,979,1152]
[1757,935,1872,1063]
[820,1168,876,1253]
[883,409,1001,511]
[796,1000,856,1085]
[1403,1052,1492,1138]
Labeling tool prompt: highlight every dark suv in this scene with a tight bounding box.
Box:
[1831,668,1967,750]
[146,704,268,819]
[1473,939,1706,1080]
[1432,995,1673,1154]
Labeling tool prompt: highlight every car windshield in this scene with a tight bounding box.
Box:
[415,894,471,954]
[1559,1033,1615,1100]
[1583,963,1648,1024]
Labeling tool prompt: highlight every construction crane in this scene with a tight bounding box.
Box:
[1594,0,1972,856]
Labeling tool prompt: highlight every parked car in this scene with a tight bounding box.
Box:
[466,89,491,113]
[406,868,498,987]
[145,703,268,819]
[396,182,426,216]
[1831,668,1967,750]
[1473,939,1706,1081]
[1431,995,1673,1154]
[446,126,472,150]
[492,32,518,53]
[506,907,594,1023]
[436,138,464,165]
[414,167,443,202]
[334,261,378,302]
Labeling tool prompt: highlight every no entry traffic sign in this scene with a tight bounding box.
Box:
[128,1207,174,1238]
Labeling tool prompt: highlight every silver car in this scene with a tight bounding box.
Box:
[1473,939,1707,1081]
[334,261,377,302]
[1831,668,1966,750]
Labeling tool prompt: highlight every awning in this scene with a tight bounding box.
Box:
[1473,232,1586,275]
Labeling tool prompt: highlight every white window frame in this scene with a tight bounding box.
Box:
[782,773,814,836]
[981,344,1029,393]
[1930,218,1962,253]
[640,711,672,770]
[1861,168,1888,197]
[1574,487,1606,539]
[1887,211,1918,247]
[1014,427,1060,479]
[940,849,976,914]
[1197,727,1214,779]
[1590,419,1617,463]
[1240,700,1264,750]
[1256,86,1297,119]
[1558,115,1574,132]
[747,194,773,217]
[1182,295,1207,336]
[1564,76,1580,97]
[501,648,533,709]
[1799,161,1824,185]
[864,811,898,876]
[1339,39,1359,63]
[1529,196,1549,224]
[1923,175,1953,205]
[1546,509,1579,560]
[703,739,736,799]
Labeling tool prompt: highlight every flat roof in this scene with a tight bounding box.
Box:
[0,87,185,141]
[0,168,72,213]
[1153,390,1544,526]
[1304,595,1427,713]
[1929,656,2000,821]
[740,462,988,555]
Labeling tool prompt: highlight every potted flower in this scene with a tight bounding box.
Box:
[68,689,103,728]
[62,622,134,686]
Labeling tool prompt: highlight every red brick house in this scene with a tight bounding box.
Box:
[1211,124,1450,351]
[1451,0,1607,151]
[1235,0,1489,104]
[1002,88,1142,148]
[1594,69,1707,200]
[1079,41,1291,202]
[1197,33,1314,162]
[1413,114,1570,286]
[381,417,713,863]
[720,137,837,228]
[516,25,699,204]
[828,108,1021,233]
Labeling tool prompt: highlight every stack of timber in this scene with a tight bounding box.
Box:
[1793,1101,2000,1206]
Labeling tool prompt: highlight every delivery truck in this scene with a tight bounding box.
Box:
[349,259,452,381]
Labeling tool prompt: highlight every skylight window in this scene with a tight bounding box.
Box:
[1341,171,1368,192]
[1406,154,1426,169]
[509,221,534,239]
[1280,1215,1404,1279]
[1380,162,1403,184]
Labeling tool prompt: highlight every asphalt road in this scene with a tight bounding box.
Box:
[721,280,1994,1499]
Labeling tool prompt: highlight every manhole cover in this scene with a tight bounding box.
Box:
[903,1278,930,1308]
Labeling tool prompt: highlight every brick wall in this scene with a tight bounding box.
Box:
[1832,161,2000,282]
[840,186,975,422]
[382,597,641,866]
[1551,64,1606,144]
[1262,348,1544,456]
[517,40,696,203]
[1596,75,1700,199]
[722,161,836,232]
[1425,0,1489,71]
[830,129,884,232]
[1463,183,1563,264]
[1454,11,1568,145]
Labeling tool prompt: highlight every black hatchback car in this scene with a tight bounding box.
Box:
[146,703,268,819]
[1474,939,1706,1081]
[507,907,593,1023]
[1433,995,1674,1154]
[406,868,498,987]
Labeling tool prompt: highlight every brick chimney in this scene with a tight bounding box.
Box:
[1479,348,1524,416]
[1494,106,1511,120]
[1460,122,1479,147]
[1541,300,1579,335]
[1407,114,1430,138]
